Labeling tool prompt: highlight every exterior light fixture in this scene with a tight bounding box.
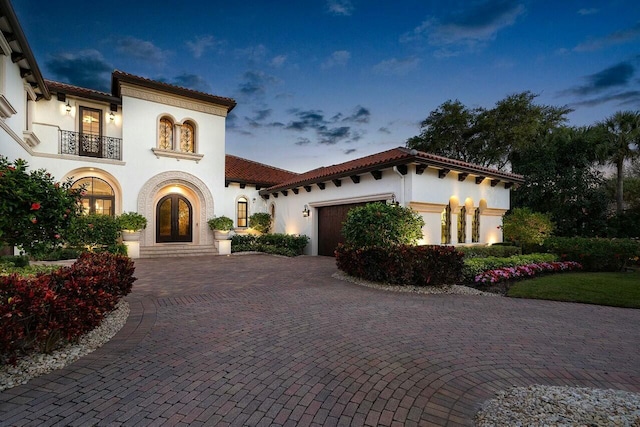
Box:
[302,205,310,217]
[389,194,400,207]
[109,111,115,121]
[65,101,71,113]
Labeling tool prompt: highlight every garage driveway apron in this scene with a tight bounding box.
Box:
[1,254,639,426]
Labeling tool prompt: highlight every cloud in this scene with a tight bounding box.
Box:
[270,55,287,68]
[574,22,640,52]
[378,127,391,134]
[237,70,280,98]
[578,8,598,16]
[373,57,420,76]
[570,91,640,108]
[326,0,354,16]
[403,0,525,55]
[235,44,268,62]
[285,107,369,145]
[46,49,112,92]
[343,106,370,123]
[116,37,166,62]
[563,61,635,96]
[186,35,224,58]
[295,137,312,146]
[322,50,351,69]
[169,74,212,92]
[344,148,357,154]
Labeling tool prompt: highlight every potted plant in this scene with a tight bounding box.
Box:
[118,211,147,241]
[208,216,234,240]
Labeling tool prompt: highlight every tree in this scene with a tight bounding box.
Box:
[511,126,609,236]
[600,111,640,214]
[407,91,571,171]
[0,157,83,257]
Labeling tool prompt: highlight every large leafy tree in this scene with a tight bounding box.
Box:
[407,91,571,171]
[600,110,640,214]
[511,126,609,237]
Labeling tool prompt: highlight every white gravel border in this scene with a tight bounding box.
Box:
[0,300,130,391]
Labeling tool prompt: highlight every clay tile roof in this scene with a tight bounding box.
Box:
[225,155,298,187]
[45,80,121,104]
[261,147,524,193]
[112,70,236,111]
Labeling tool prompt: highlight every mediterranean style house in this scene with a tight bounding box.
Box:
[0,0,523,257]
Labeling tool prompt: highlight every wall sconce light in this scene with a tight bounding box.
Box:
[108,111,115,121]
[65,101,71,114]
[302,205,310,217]
[389,194,400,207]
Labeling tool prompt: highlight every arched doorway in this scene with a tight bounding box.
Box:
[156,194,193,242]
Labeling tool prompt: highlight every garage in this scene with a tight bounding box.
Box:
[317,201,383,256]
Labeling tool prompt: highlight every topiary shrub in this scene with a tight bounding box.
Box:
[231,233,309,256]
[502,208,554,253]
[249,212,272,234]
[342,202,424,248]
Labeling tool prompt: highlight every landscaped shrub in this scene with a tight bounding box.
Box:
[543,237,640,272]
[34,247,81,261]
[0,255,29,268]
[249,212,272,234]
[474,261,582,285]
[335,244,463,287]
[458,245,521,258]
[342,202,424,248]
[66,213,120,252]
[502,208,555,253]
[0,252,135,364]
[231,233,309,256]
[462,253,558,283]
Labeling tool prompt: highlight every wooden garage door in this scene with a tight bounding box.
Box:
[317,201,382,257]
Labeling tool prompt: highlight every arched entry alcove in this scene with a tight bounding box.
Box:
[137,171,214,247]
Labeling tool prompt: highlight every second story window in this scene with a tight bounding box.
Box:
[158,117,173,150]
[79,106,102,157]
[181,121,195,153]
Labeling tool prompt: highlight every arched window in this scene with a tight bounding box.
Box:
[441,204,451,245]
[181,121,195,153]
[472,208,480,243]
[237,197,248,227]
[72,177,115,216]
[158,117,173,150]
[458,206,467,244]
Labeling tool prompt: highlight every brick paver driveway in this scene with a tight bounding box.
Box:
[2,255,639,426]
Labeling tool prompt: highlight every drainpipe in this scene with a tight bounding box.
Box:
[393,166,405,206]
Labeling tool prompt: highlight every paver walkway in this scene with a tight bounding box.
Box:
[1,254,639,426]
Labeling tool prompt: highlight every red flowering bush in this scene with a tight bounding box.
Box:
[0,252,135,364]
[335,244,463,287]
[0,157,83,257]
[474,261,582,284]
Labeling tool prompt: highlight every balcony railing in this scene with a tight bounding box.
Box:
[60,130,122,161]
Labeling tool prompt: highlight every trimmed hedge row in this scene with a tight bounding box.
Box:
[0,252,135,364]
[462,253,558,283]
[335,244,463,287]
[231,234,309,257]
[543,237,640,272]
[457,245,521,259]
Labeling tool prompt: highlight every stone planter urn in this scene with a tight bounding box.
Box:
[121,231,141,241]
[214,230,231,240]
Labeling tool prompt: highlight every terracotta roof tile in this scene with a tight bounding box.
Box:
[226,155,298,187]
[45,80,120,104]
[262,147,524,193]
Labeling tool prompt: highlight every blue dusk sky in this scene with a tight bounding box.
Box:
[13,0,640,172]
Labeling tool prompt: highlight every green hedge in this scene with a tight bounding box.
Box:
[231,233,309,257]
[462,253,558,283]
[335,244,463,287]
[458,245,521,258]
[543,237,640,272]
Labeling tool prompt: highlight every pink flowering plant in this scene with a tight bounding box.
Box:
[0,157,83,257]
[474,261,582,284]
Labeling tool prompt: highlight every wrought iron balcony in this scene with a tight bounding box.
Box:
[59,130,122,160]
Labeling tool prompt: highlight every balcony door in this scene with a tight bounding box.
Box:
[79,106,102,157]
[156,194,192,243]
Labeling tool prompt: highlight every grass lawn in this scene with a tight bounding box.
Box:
[507,271,640,309]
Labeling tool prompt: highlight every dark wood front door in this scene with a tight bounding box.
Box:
[156,194,192,243]
[317,202,379,256]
